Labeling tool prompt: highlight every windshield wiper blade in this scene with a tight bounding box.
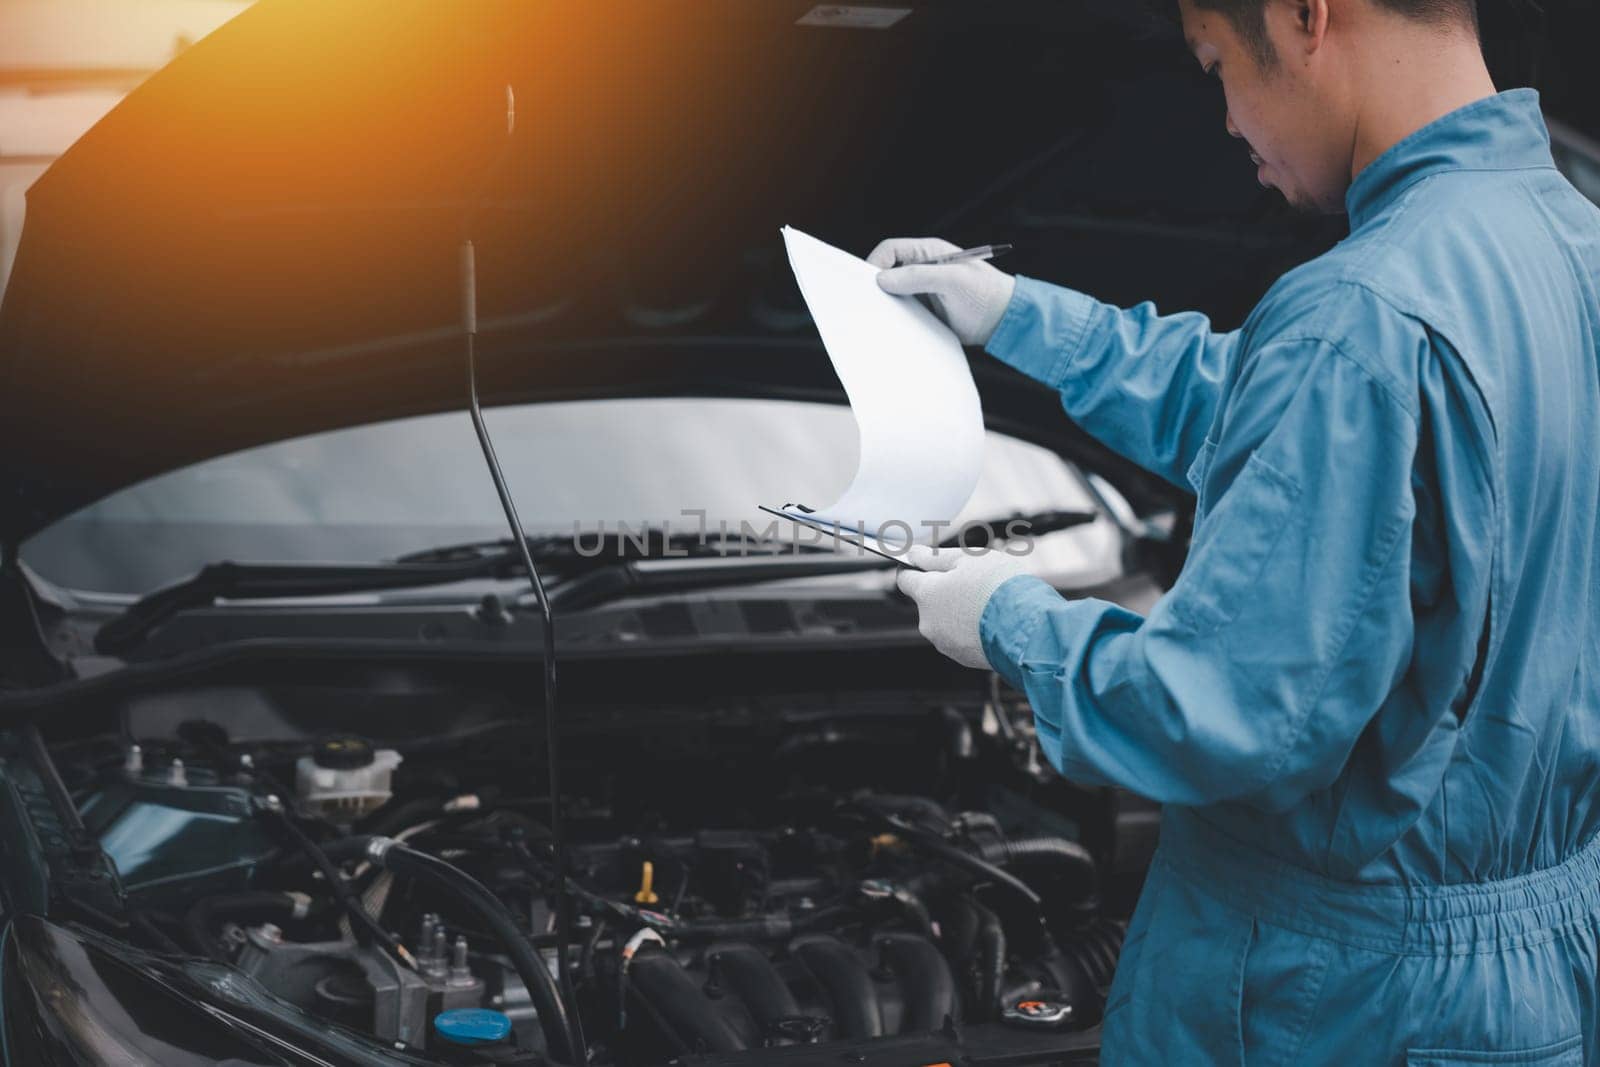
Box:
[97,512,1100,653]
[543,509,1104,611]
[94,556,525,655]
[393,509,1095,571]
[394,528,836,567]
[940,508,1098,548]
[544,507,1097,614]
[547,554,898,613]
[390,538,523,564]
[97,530,858,653]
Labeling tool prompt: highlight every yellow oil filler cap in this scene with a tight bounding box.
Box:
[634,860,660,905]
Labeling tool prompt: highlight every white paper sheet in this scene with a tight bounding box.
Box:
[773,226,985,545]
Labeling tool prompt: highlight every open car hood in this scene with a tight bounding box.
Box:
[1,0,1591,543]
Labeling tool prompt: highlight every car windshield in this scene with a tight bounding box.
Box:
[20,397,1124,597]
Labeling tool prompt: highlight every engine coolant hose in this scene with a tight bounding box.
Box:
[363,837,581,1064]
[862,810,1043,913]
[971,898,1007,1020]
[261,807,407,965]
[975,836,1099,905]
[183,891,313,963]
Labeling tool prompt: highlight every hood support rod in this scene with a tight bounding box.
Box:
[463,238,585,1063]
[457,85,584,1064]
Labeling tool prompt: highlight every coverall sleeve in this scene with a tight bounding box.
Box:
[979,337,1419,810]
[984,276,1238,488]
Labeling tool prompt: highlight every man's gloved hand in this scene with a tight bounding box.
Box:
[896,545,1030,669]
[868,237,1017,347]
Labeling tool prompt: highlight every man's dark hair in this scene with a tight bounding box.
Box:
[1186,0,1480,68]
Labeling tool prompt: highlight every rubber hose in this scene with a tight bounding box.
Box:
[1070,918,1123,987]
[976,837,1099,902]
[377,842,580,1064]
[1057,919,1124,1000]
[886,886,936,939]
[318,835,374,863]
[184,891,306,962]
[580,918,607,982]
[972,899,1007,1021]
[868,813,1043,912]
[266,811,403,964]
[358,795,447,838]
[1014,919,1125,1027]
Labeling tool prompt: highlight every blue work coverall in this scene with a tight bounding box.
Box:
[979,90,1600,1063]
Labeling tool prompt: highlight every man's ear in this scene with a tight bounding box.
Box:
[1300,0,1330,52]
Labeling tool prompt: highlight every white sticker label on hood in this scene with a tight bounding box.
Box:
[796,5,913,29]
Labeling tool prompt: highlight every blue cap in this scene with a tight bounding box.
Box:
[434,1008,513,1046]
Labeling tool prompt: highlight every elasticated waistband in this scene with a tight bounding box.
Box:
[1157,809,1600,956]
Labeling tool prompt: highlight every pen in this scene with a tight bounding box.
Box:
[915,243,1013,266]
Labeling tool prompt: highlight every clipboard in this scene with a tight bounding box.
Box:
[757,505,926,571]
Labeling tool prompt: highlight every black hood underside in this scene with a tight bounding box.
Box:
[0,0,1591,542]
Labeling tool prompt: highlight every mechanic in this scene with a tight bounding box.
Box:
[878,0,1600,1061]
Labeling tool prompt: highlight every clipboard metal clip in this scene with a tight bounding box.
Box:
[758,505,924,571]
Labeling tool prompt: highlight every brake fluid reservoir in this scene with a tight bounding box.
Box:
[294,736,401,819]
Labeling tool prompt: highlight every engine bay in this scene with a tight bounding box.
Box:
[3,653,1151,1064]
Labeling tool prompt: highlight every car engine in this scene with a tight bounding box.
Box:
[31,672,1139,1065]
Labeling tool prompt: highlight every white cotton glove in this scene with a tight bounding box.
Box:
[868,237,1017,347]
[896,545,1030,669]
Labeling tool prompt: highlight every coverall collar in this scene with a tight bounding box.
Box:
[1345,87,1552,229]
